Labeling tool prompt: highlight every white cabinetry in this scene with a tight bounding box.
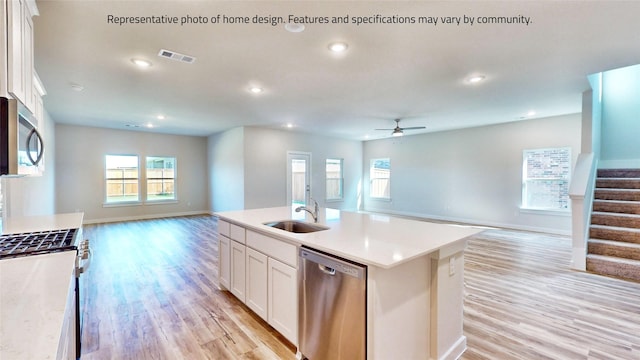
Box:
[55,272,77,360]
[1,1,6,93]
[268,257,297,345]
[218,235,231,289]
[245,247,268,320]
[216,220,299,346]
[230,240,246,302]
[5,0,38,111]
[218,220,231,290]
[228,223,246,301]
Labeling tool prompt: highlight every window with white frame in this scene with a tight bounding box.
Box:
[146,156,176,201]
[105,155,139,203]
[522,147,571,211]
[370,158,391,199]
[326,158,343,201]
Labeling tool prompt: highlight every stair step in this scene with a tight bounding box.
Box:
[590,225,640,244]
[586,254,640,282]
[591,212,640,229]
[597,168,640,178]
[595,178,640,189]
[588,239,640,261]
[594,188,640,201]
[593,199,640,214]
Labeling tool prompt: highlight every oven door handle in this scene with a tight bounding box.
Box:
[77,240,92,276]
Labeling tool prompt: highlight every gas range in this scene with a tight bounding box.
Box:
[1,226,89,359]
[0,228,79,259]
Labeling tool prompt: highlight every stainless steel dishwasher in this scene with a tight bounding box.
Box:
[298,246,367,360]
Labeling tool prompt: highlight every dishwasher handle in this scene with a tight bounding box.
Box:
[318,264,336,276]
[300,247,366,279]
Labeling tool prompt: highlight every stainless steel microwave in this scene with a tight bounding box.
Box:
[0,97,44,176]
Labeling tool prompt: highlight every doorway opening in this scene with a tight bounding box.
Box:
[286,151,311,207]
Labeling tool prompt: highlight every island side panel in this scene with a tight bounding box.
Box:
[430,239,468,360]
[367,255,431,360]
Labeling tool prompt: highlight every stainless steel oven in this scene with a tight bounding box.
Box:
[0,228,90,359]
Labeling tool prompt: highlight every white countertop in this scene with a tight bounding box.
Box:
[0,251,77,360]
[2,212,84,235]
[215,206,483,268]
[1,213,84,359]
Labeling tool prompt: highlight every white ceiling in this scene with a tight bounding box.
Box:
[33,1,640,140]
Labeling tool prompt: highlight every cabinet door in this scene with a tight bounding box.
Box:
[22,8,34,112]
[218,235,231,290]
[230,240,246,302]
[245,247,268,320]
[268,257,298,345]
[7,0,25,102]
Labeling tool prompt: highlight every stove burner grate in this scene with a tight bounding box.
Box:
[0,229,78,259]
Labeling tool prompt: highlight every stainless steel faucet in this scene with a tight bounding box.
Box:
[295,198,319,222]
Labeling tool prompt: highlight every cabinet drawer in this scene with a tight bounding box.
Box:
[218,220,230,237]
[230,224,246,244]
[246,230,297,268]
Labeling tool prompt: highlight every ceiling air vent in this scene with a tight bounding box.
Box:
[157,49,196,64]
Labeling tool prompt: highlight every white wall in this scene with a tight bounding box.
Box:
[3,108,56,218]
[243,127,363,210]
[207,127,245,212]
[363,114,582,234]
[208,126,363,212]
[55,124,208,223]
[600,63,640,168]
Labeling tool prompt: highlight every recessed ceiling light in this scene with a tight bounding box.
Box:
[284,23,305,33]
[286,123,294,128]
[249,86,264,94]
[328,42,348,53]
[527,110,537,117]
[156,114,165,120]
[466,75,486,83]
[146,123,154,128]
[131,58,152,68]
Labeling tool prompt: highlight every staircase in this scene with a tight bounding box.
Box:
[586,168,640,282]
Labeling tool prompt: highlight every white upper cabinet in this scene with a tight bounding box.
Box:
[4,0,38,112]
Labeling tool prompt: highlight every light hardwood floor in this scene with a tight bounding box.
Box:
[80,215,640,359]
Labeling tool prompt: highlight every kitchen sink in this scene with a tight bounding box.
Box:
[263,220,329,233]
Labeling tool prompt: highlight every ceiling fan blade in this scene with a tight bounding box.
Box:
[375,128,395,131]
[401,126,426,130]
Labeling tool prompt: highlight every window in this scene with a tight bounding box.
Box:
[326,158,344,201]
[522,147,571,211]
[146,156,176,201]
[370,158,391,199]
[105,155,139,203]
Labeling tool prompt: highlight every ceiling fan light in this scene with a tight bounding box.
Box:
[392,129,404,137]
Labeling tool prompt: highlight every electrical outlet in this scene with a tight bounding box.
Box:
[449,256,455,276]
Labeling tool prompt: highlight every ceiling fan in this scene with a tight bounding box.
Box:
[376,119,426,137]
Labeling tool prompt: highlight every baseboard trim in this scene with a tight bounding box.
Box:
[83,210,210,225]
[439,335,467,360]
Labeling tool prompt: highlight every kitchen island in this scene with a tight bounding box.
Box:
[215,206,482,360]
